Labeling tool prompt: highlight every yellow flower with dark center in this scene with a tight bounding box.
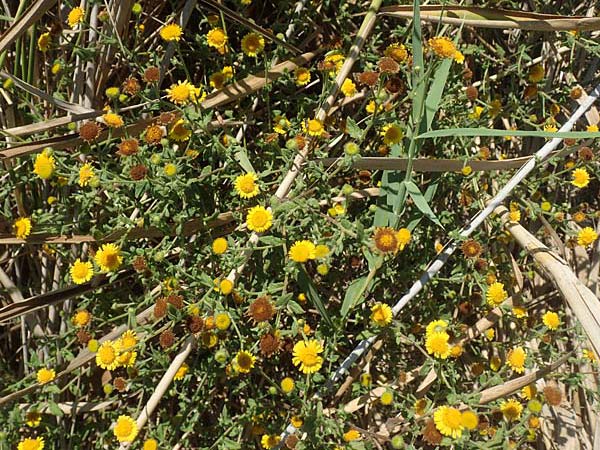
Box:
[207,28,228,49]
[384,43,408,62]
[295,67,311,86]
[95,243,122,272]
[571,168,590,188]
[380,123,403,145]
[14,217,32,239]
[209,71,226,89]
[280,377,295,393]
[67,7,85,28]
[500,399,523,421]
[428,36,457,58]
[340,78,356,97]
[234,350,256,373]
[38,32,50,52]
[169,119,191,141]
[241,32,265,56]
[292,340,323,374]
[373,227,398,253]
[113,415,138,442]
[370,302,393,326]
[234,173,260,198]
[36,367,55,384]
[96,340,119,370]
[486,282,507,306]
[166,80,192,105]
[72,309,91,327]
[160,23,183,42]
[542,311,560,330]
[103,112,124,128]
[260,434,281,449]
[460,411,479,430]
[26,410,42,427]
[426,331,450,359]
[246,206,273,232]
[289,240,316,263]
[212,237,228,254]
[396,228,411,250]
[305,118,324,137]
[578,227,598,247]
[507,346,526,373]
[174,362,189,380]
[433,406,464,438]
[17,437,44,450]
[34,149,55,179]
[79,163,95,187]
[70,259,93,284]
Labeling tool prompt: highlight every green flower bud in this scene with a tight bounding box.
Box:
[131,3,143,15]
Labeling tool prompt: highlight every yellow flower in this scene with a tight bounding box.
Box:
[33,149,55,179]
[234,350,256,373]
[396,228,411,251]
[234,173,260,198]
[507,346,526,373]
[461,165,473,176]
[425,331,450,359]
[512,306,528,318]
[174,362,189,380]
[370,302,393,327]
[583,348,597,363]
[79,163,95,186]
[103,112,124,128]
[215,312,231,330]
[528,64,544,83]
[36,367,55,384]
[454,51,465,63]
[542,311,560,330]
[14,217,32,239]
[373,227,398,253]
[428,36,458,58]
[38,32,50,52]
[433,405,464,438]
[343,429,361,442]
[289,240,316,263]
[486,282,507,306]
[426,319,448,337]
[273,115,291,135]
[71,309,91,327]
[26,410,42,427]
[280,377,295,393]
[295,67,311,86]
[119,330,138,350]
[143,439,158,450]
[241,32,265,56]
[190,85,206,104]
[160,23,183,42]
[380,390,394,405]
[490,355,501,371]
[96,340,119,370]
[260,434,281,449]
[67,7,85,28]
[212,237,228,254]
[578,227,598,247]
[384,43,408,62]
[207,27,228,49]
[17,437,44,450]
[222,66,234,79]
[587,124,598,132]
[169,119,192,141]
[166,80,192,105]
[314,244,330,259]
[340,78,356,97]
[246,206,273,233]
[461,411,479,430]
[219,278,234,295]
[292,340,323,374]
[485,328,495,340]
[113,415,138,442]
[305,118,325,137]
[468,106,484,120]
[163,163,177,177]
[380,123,403,145]
[209,71,226,90]
[70,259,93,284]
[571,168,590,188]
[500,399,523,421]
[290,415,303,428]
[95,243,122,272]
[520,384,537,400]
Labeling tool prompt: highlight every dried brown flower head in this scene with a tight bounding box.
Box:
[117,138,139,156]
[132,255,147,272]
[462,67,473,80]
[259,332,281,357]
[76,329,91,345]
[158,112,177,125]
[578,146,593,161]
[465,85,478,101]
[159,329,175,348]
[461,239,483,258]
[570,86,582,100]
[474,258,488,273]
[143,66,160,83]
[113,376,127,392]
[357,71,379,87]
[130,164,147,181]
[248,296,275,323]
[373,227,398,253]
[79,121,102,143]
[543,385,562,406]
[284,435,299,449]
[422,419,443,445]
[154,297,167,319]
[167,294,183,310]
[144,124,164,145]
[523,84,538,100]
[122,77,141,96]
[479,146,491,160]
[384,76,403,94]
[188,315,204,333]
[378,56,399,74]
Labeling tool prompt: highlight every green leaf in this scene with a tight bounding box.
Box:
[258,235,282,246]
[404,180,442,227]
[47,401,64,417]
[341,274,374,318]
[297,267,333,327]
[234,146,256,174]
[418,128,600,139]
[346,116,362,140]
[425,58,452,131]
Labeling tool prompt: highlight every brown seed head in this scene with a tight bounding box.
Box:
[154,297,167,319]
[422,419,443,445]
[543,385,562,406]
[357,71,379,87]
[113,376,127,392]
[144,124,164,145]
[461,239,483,258]
[159,329,175,348]
[378,57,399,74]
[578,146,594,161]
[143,66,160,83]
[122,77,141,96]
[259,333,281,357]
[248,296,275,323]
[466,85,478,101]
[79,121,102,143]
[130,164,148,181]
[188,315,204,333]
[76,329,91,345]
[117,138,139,156]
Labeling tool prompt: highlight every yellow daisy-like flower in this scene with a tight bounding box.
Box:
[234,173,260,199]
[305,118,325,137]
[380,390,394,405]
[212,237,228,254]
[33,149,55,179]
[295,67,311,86]
[169,119,192,141]
[340,78,357,97]
[578,227,598,247]
[96,340,119,370]
[215,312,231,330]
[512,306,528,319]
[103,112,124,128]
[461,410,479,430]
[370,302,393,327]
[36,367,55,384]
[95,243,122,272]
[289,240,316,263]
[373,227,398,253]
[433,405,464,438]
[14,217,32,239]
[425,331,451,359]
[234,350,256,373]
[166,80,192,105]
[78,163,95,187]
[261,434,281,449]
[246,206,273,233]
[209,71,226,90]
[70,259,93,284]
[174,362,189,380]
[143,439,158,450]
[17,437,44,450]
[218,278,234,295]
[206,27,228,49]
[116,350,137,368]
[113,415,138,442]
[506,346,526,373]
[273,115,291,135]
[500,399,523,421]
[380,123,404,145]
[428,36,458,58]
[343,429,361,442]
[571,168,590,188]
[67,7,84,28]
[241,32,265,56]
[542,311,560,330]
[384,43,409,62]
[314,244,330,259]
[25,410,42,427]
[486,282,507,306]
[71,309,91,327]
[280,377,295,393]
[425,319,448,337]
[292,340,323,374]
[119,330,138,350]
[37,32,50,52]
[520,384,537,400]
[396,228,411,251]
[160,23,183,42]
[190,85,206,104]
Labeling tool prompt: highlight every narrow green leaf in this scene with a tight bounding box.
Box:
[297,267,333,327]
[346,116,363,140]
[418,128,600,139]
[404,180,442,227]
[425,58,452,131]
[234,146,256,173]
[341,274,374,318]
